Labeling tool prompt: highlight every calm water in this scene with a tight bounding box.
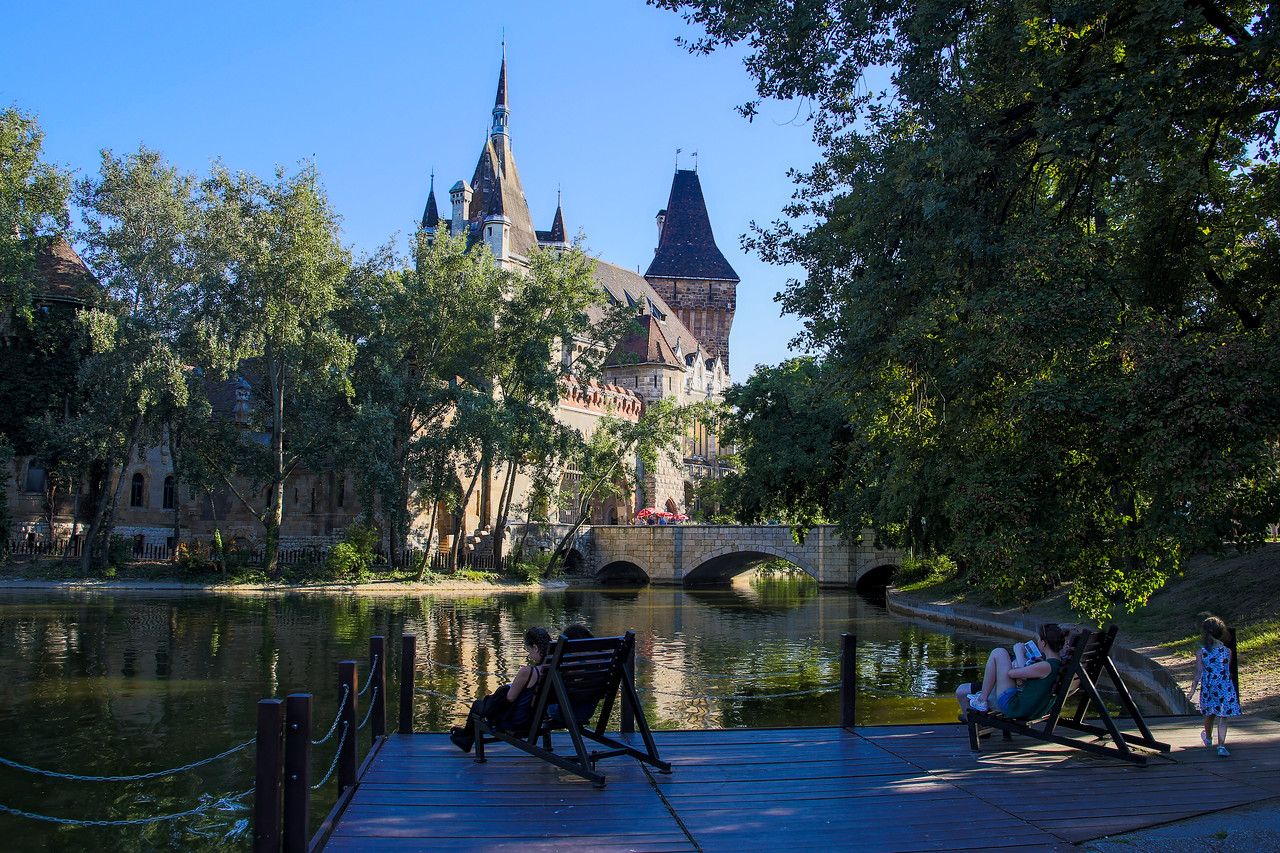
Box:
[0,578,997,850]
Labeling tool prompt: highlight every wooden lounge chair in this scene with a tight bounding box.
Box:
[966,626,1172,764]
[470,630,671,787]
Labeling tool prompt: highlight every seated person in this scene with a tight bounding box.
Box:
[546,623,602,727]
[449,626,551,753]
[955,623,1067,720]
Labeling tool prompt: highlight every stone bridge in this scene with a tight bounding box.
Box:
[583,524,902,589]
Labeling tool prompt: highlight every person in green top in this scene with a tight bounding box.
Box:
[956,623,1068,720]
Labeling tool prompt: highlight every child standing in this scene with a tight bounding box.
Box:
[1188,616,1241,756]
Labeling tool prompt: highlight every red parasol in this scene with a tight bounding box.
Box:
[635,507,657,519]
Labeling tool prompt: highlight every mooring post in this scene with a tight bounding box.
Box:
[370,635,387,739]
[621,640,636,734]
[400,633,417,734]
[337,660,359,790]
[253,699,283,853]
[282,693,312,853]
[840,633,857,730]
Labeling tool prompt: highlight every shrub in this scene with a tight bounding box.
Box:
[508,549,557,583]
[326,522,379,581]
[895,553,959,587]
[175,541,215,574]
[107,535,132,567]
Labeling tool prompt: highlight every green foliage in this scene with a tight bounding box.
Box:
[106,535,131,568]
[326,521,379,581]
[508,549,558,584]
[895,553,960,588]
[0,108,71,318]
[174,541,216,574]
[659,0,1280,619]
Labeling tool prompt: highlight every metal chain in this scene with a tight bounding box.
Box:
[424,658,514,678]
[414,687,470,706]
[311,722,348,790]
[0,738,255,783]
[636,654,837,682]
[357,688,377,731]
[637,683,842,701]
[311,685,350,746]
[358,656,379,697]
[0,786,253,828]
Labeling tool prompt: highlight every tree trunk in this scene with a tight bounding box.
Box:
[416,497,440,582]
[63,476,80,567]
[209,493,225,574]
[81,413,144,573]
[451,466,482,570]
[168,430,182,558]
[265,354,285,576]
[546,458,622,577]
[492,460,519,566]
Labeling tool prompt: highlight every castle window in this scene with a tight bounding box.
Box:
[652,374,659,388]
[337,477,345,507]
[23,464,46,493]
[130,473,145,507]
[162,475,176,509]
[310,487,316,513]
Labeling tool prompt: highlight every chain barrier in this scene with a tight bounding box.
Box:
[358,656,379,698]
[423,658,510,679]
[0,737,255,783]
[636,654,838,682]
[357,688,378,731]
[415,687,470,706]
[311,685,350,746]
[311,722,348,790]
[0,785,253,828]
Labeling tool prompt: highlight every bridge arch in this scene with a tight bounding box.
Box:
[682,544,819,587]
[596,559,650,585]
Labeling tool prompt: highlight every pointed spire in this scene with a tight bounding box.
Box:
[549,191,566,244]
[644,169,739,282]
[491,46,510,137]
[421,169,439,230]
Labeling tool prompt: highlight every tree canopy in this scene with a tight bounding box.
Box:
[658,0,1280,617]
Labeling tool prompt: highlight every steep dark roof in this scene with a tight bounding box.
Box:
[494,54,508,110]
[468,131,538,256]
[644,170,740,282]
[609,313,683,367]
[549,203,566,243]
[590,260,703,366]
[29,236,100,305]
[421,177,439,229]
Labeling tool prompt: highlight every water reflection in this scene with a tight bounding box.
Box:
[0,579,996,850]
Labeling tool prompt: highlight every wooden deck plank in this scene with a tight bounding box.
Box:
[322,716,1280,851]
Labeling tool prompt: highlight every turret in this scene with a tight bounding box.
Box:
[449,180,472,237]
[491,49,510,138]
[421,171,439,235]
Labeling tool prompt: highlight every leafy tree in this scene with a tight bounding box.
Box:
[657,0,1280,617]
[194,163,353,575]
[340,227,506,570]
[718,357,848,533]
[547,398,698,573]
[484,243,634,565]
[0,108,70,319]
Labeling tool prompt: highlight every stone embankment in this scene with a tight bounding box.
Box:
[887,589,1194,715]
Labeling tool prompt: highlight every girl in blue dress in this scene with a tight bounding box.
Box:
[1188,616,1241,756]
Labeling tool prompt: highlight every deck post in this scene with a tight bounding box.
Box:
[840,633,857,730]
[370,635,387,739]
[621,640,636,734]
[282,693,312,853]
[337,660,359,790]
[400,633,416,734]
[253,699,283,853]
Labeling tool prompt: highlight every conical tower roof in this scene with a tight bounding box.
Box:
[421,171,439,229]
[644,169,739,281]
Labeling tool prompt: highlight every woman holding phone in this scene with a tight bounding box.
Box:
[956,623,1067,720]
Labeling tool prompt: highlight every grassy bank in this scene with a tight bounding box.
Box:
[896,544,1280,720]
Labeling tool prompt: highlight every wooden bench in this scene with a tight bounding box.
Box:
[966,626,1172,764]
[470,630,671,787]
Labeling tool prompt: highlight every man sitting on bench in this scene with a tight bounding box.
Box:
[956,623,1068,720]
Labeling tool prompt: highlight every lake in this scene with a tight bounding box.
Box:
[0,577,997,850]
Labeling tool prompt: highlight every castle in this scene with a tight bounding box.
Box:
[5,55,740,559]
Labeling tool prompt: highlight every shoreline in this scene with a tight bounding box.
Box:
[886,587,1196,715]
[0,576,573,595]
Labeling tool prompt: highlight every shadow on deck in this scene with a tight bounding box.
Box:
[323,715,1280,852]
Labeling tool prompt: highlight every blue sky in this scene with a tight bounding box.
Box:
[2,0,821,376]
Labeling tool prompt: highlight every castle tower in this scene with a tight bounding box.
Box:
[421,171,439,235]
[644,169,740,372]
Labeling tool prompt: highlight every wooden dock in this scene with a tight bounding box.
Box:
[321,714,1280,851]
